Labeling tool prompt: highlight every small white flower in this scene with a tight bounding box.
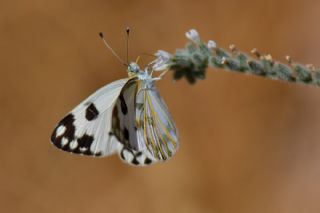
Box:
[207,40,217,50]
[185,29,201,43]
[152,50,172,71]
[155,50,172,60]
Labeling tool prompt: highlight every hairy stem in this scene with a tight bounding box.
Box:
[161,30,320,85]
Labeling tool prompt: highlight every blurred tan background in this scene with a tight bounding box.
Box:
[2,0,320,212]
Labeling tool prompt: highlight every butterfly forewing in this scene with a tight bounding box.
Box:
[51,78,129,157]
[111,78,141,150]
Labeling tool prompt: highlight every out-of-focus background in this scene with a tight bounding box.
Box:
[2,0,320,212]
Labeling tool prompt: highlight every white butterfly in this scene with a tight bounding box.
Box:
[51,32,178,166]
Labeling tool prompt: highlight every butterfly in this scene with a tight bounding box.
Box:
[50,32,179,166]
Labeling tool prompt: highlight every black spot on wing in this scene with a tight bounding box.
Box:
[85,103,99,121]
[60,142,75,153]
[144,158,152,165]
[76,134,101,156]
[136,151,142,157]
[123,127,129,140]
[77,134,94,154]
[94,152,102,157]
[51,114,75,148]
[120,148,125,160]
[131,158,140,165]
[133,152,143,165]
[118,94,128,115]
[62,115,76,141]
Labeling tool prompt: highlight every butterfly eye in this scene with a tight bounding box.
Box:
[128,62,140,73]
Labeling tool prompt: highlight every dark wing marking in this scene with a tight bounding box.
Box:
[85,103,99,121]
[118,144,157,166]
[51,78,129,157]
[111,78,141,150]
[111,78,178,164]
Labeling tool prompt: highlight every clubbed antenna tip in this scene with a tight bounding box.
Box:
[98,31,127,66]
[125,27,130,63]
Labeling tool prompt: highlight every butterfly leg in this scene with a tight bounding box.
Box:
[152,69,169,81]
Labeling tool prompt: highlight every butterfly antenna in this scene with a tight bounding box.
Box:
[126,27,130,64]
[99,32,127,66]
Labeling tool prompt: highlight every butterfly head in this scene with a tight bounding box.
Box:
[127,62,141,76]
[127,62,140,73]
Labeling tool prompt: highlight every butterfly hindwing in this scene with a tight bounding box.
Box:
[117,143,157,166]
[51,78,129,157]
[135,81,179,161]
